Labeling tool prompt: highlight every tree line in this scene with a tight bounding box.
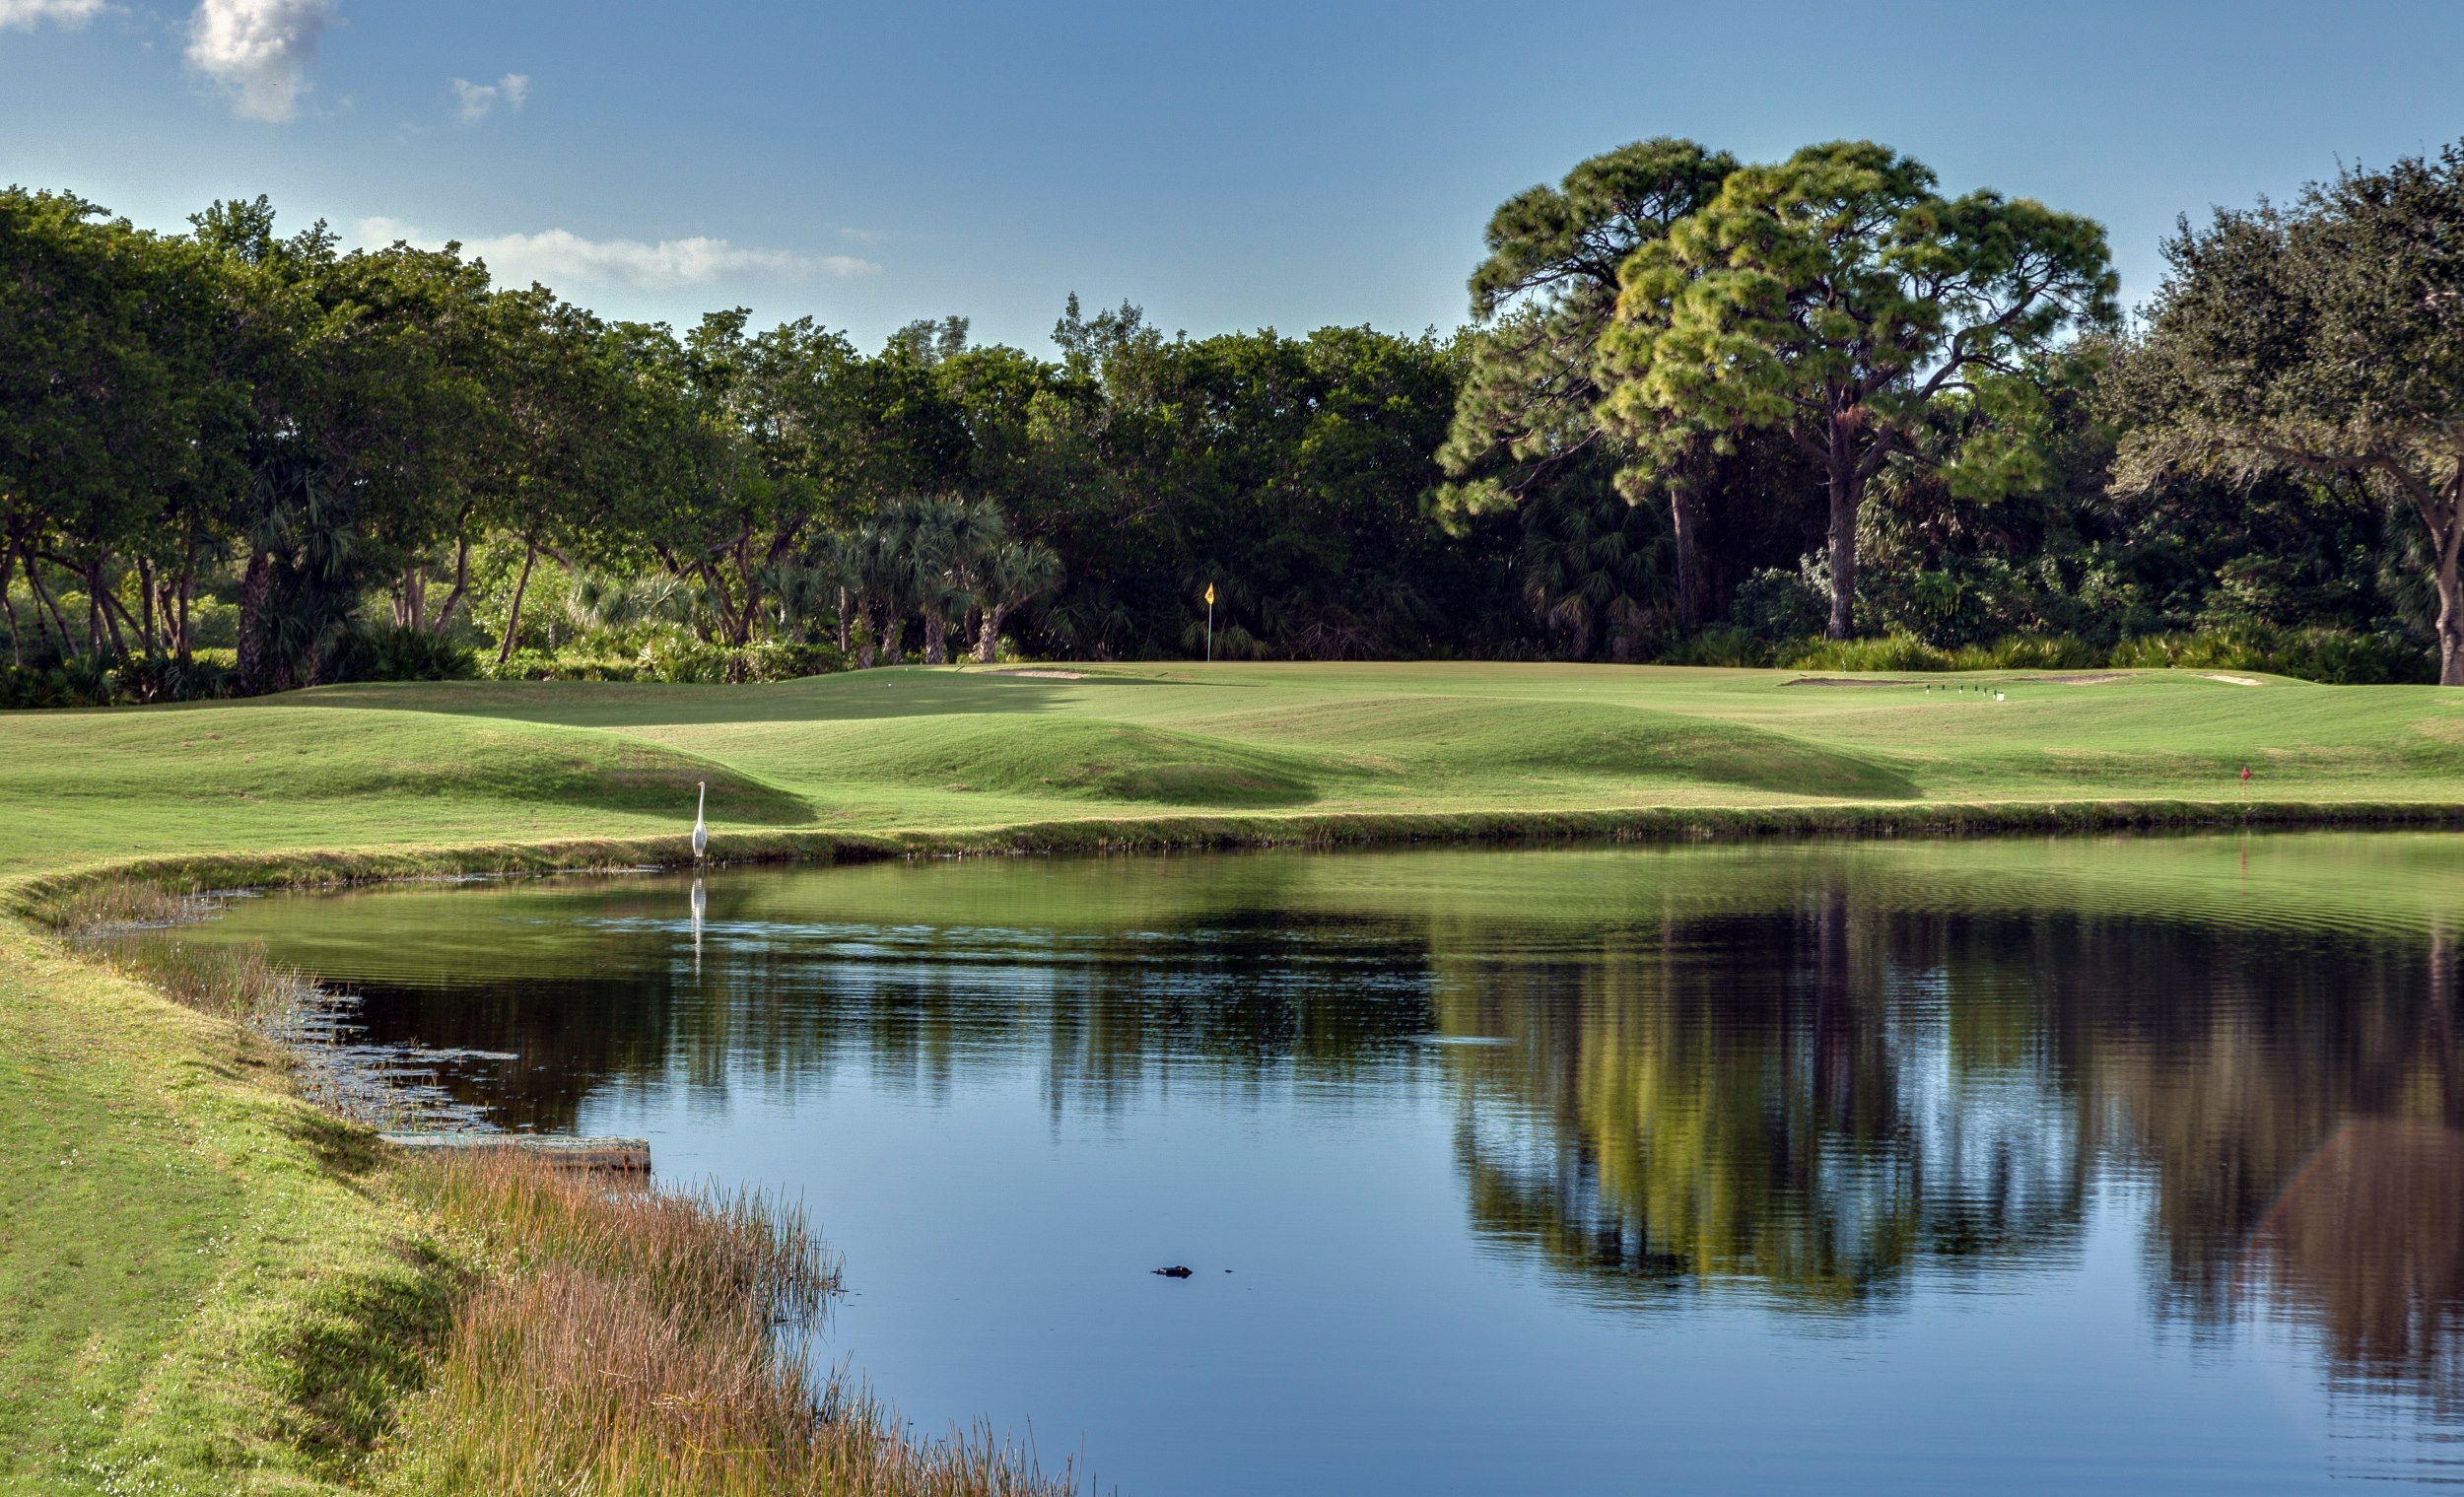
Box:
[5,134,2461,698]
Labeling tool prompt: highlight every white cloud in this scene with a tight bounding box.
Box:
[355,219,880,290]
[186,0,333,122]
[0,0,103,31]
[451,71,528,124]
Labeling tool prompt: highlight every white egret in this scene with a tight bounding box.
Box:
[692,781,709,861]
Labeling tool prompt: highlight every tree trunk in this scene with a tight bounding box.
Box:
[498,541,539,666]
[153,575,176,653]
[1824,455,1861,641]
[923,611,946,666]
[878,609,905,666]
[2433,503,2464,687]
[1669,486,1700,630]
[723,528,763,647]
[428,538,472,637]
[10,550,46,657]
[137,558,158,655]
[173,525,196,663]
[92,564,131,657]
[836,587,851,656]
[236,550,271,692]
[975,604,1005,664]
[0,579,20,666]
[26,555,74,657]
[97,581,141,659]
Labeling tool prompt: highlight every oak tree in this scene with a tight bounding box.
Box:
[2109,144,2464,682]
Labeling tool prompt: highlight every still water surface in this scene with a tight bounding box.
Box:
[166,834,2464,1493]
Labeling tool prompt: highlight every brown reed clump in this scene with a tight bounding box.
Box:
[107,938,316,1026]
[45,877,208,932]
[382,1152,1078,1497]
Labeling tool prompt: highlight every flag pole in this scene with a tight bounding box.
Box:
[1204,581,1215,662]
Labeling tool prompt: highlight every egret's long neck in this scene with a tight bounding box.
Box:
[697,783,706,818]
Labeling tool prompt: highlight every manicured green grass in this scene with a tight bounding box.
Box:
[4,661,2463,885]
[0,923,448,1494]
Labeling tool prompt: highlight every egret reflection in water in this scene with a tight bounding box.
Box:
[689,875,706,975]
[123,835,2464,1493]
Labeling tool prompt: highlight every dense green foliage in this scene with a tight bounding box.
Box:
[4,136,2461,695]
[2108,143,2464,682]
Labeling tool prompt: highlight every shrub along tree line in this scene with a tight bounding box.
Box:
[5,136,2462,701]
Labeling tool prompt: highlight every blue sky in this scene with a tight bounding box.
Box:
[3,0,2461,354]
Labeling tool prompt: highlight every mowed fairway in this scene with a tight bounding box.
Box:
[6,661,2464,879]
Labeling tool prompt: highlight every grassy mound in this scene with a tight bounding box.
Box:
[1481,703,1915,797]
[1195,696,1916,799]
[813,716,1328,807]
[0,708,807,823]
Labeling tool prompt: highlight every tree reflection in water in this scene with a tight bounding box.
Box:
[1431,887,2464,1429]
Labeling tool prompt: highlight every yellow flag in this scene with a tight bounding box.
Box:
[1204,582,1216,606]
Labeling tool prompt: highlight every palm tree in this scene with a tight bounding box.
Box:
[847,515,921,668]
[902,497,1007,665]
[238,465,362,692]
[828,497,1038,667]
[1519,483,1674,661]
[565,570,691,642]
[1032,578,1133,661]
[970,540,1063,663]
[756,556,843,646]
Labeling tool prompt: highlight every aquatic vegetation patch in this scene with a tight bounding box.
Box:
[381,1150,1074,1497]
[37,876,209,932]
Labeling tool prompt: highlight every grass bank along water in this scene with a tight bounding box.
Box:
[0,897,1076,1494]
[0,918,441,1494]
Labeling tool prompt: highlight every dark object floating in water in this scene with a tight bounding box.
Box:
[1153,1264,1194,1278]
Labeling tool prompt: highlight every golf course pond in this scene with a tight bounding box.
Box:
[139,832,2464,1494]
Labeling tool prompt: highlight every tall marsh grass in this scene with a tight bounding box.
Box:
[99,934,452,1125]
[41,877,209,932]
[384,1152,1079,1497]
[107,937,317,1026]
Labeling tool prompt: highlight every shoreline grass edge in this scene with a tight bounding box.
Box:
[11,795,2464,922]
